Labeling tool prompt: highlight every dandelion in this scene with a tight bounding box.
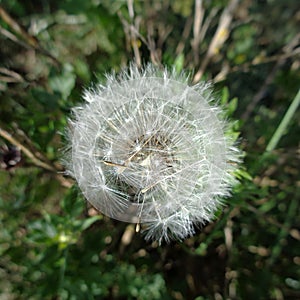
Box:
[64,63,240,244]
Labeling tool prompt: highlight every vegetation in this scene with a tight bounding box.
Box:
[0,0,299,299]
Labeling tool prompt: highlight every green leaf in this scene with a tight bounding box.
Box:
[31,89,61,110]
[49,64,76,100]
[80,216,102,231]
[221,86,230,105]
[227,97,238,115]
[61,187,84,217]
[174,53,185,73]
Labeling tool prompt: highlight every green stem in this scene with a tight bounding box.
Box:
[267,194,298,267]
[58,247,69,295]
[266,88,300,152]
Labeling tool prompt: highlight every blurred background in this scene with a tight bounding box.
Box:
[0,0,299,299]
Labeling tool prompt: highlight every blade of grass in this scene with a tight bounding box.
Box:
[266,88,300,152]
[267,194,298,267]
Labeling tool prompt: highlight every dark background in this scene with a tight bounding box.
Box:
[0,0,299,299]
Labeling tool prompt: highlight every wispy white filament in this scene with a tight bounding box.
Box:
[64,64,240,243]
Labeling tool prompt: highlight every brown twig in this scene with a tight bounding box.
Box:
[126,0,141,67]
[0,127,56,172]
[175,16,193,56]
[10,122,64,171]
[0,127,72,188]
[147,20,173,66]
[0,5,38,47]
[233,47,300,73]
[241,34,300,120]
[191,0,204,65]
[118,12,149,47]
[0,24,29,48]
[0,67,25,83]
[193,0,240,83]
[118,2,164,66]
[0,5,61,67]
[242,61,283,120]
[213,46,300,83]
[146,19,164,65]
[197,7,219,46]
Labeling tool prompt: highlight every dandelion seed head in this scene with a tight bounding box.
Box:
[65,63,240,243]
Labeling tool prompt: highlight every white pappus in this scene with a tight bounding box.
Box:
[64,63,240,244]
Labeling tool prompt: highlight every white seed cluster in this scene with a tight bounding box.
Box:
[65,64,240,243]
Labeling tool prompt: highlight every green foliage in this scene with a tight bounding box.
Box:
[0,0,299,299]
